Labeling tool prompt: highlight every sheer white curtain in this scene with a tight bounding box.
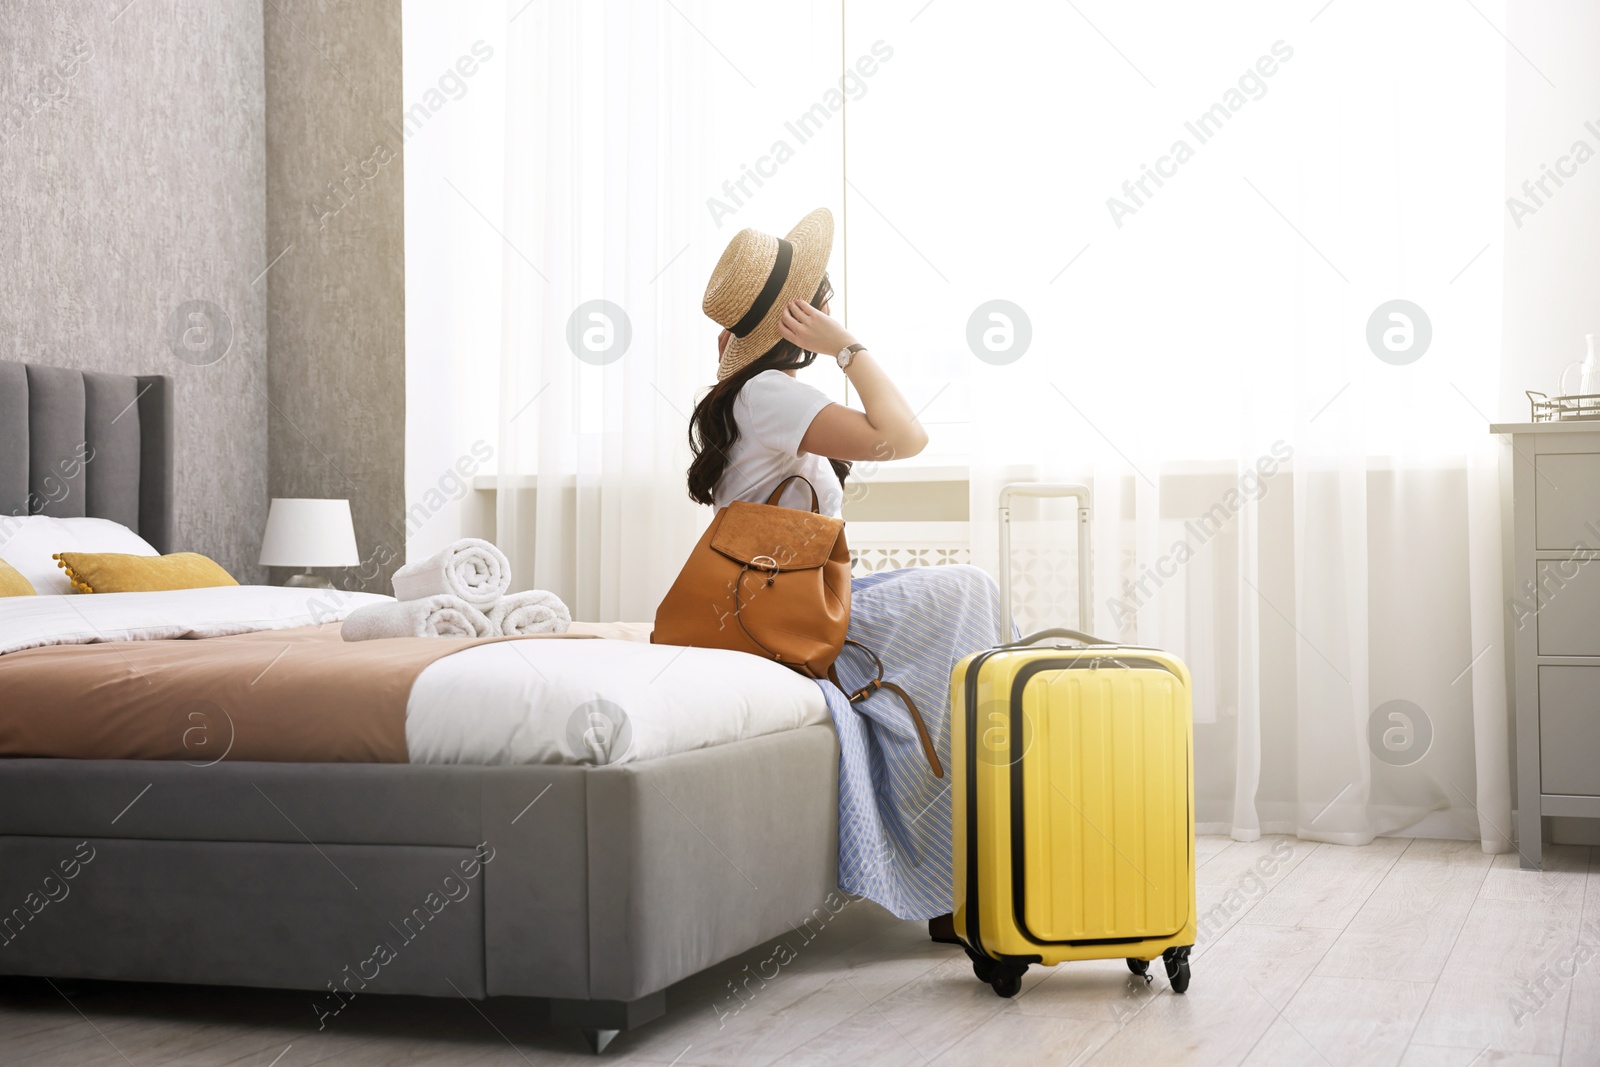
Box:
[843,0,1511,849]
[496,0,840,620]
[496,0,696,622]
[477,0,1512,850]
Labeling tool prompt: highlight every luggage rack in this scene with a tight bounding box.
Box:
[1527,390,1600,422]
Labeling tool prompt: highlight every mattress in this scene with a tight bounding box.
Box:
[0,586,829,766]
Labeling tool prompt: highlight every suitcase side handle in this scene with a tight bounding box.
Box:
[1001,627,1115,649]
[998,482,1092,644]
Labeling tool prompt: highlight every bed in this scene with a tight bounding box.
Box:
[0,360,843,1054]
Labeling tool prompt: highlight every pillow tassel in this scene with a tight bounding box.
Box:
[50,551,236,595]
[55,555,96,593]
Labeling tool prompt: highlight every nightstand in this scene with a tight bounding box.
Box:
[1493,419,1600,869]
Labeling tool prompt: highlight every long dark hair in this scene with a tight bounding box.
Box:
[687,272,850,506]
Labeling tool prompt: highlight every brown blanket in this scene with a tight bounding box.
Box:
[0,624,593,763]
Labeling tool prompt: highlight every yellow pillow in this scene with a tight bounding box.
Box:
[0,558,35,597]
[53,552,238,594]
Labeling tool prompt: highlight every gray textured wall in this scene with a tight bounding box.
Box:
[0,0,269,581]
[264,0,405,593]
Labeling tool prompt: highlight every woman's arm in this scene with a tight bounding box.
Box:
[776,299,928,462]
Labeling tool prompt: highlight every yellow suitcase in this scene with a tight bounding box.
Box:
[953,484,1196,998]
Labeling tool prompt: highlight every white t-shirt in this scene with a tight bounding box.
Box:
[714,369,844,518]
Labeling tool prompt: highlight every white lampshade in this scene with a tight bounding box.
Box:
[259,498,360,568]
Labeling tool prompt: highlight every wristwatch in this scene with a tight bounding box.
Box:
[837,343,866,371]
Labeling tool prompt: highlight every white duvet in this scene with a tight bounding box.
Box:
[0,586,829,766]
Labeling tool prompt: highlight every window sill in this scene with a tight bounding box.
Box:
[471,462,977,492]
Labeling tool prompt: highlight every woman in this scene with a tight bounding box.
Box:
[688,207,1003,941]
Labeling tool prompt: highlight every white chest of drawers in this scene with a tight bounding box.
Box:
[1494,420,1600,869]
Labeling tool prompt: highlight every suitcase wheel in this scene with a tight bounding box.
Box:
[1162,946,1192,994]
[989,965,1026,999]
[963,943,1030,998]
[961,942,997,984]
[1126,958,1149,977]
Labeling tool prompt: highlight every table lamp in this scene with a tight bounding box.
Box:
[259,498,360,589]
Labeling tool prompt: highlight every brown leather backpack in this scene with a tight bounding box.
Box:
[652,475,942,777]
[653,475,849,677]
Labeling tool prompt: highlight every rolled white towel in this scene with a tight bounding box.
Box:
[341,595,493,641]
[486,589,572,636]
[391,538,511,607]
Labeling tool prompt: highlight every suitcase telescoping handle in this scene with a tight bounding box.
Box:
[997,482,1098,645]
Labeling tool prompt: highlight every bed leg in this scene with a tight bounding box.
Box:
[546,990,666,1054]
[583,1029,619,1055]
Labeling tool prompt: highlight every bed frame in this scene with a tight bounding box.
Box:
[0,361,842,1054]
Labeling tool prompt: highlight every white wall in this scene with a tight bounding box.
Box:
[1501,2,1600,419]
[401,2,507,564]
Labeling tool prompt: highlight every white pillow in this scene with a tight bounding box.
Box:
[0,516,159,594]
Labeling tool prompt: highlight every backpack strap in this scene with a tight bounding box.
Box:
[764,475,820,512]
[827,639,944,779]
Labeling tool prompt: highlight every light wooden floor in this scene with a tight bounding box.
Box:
[3,835,1596,1066]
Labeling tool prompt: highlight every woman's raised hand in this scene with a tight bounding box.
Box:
[778,299,855,356]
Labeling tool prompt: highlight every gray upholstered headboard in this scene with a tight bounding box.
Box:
[0,361,173,553]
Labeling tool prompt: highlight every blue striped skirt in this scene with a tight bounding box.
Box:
[816,564,1003,920]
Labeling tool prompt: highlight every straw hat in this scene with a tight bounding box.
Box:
[703,207,834,381]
